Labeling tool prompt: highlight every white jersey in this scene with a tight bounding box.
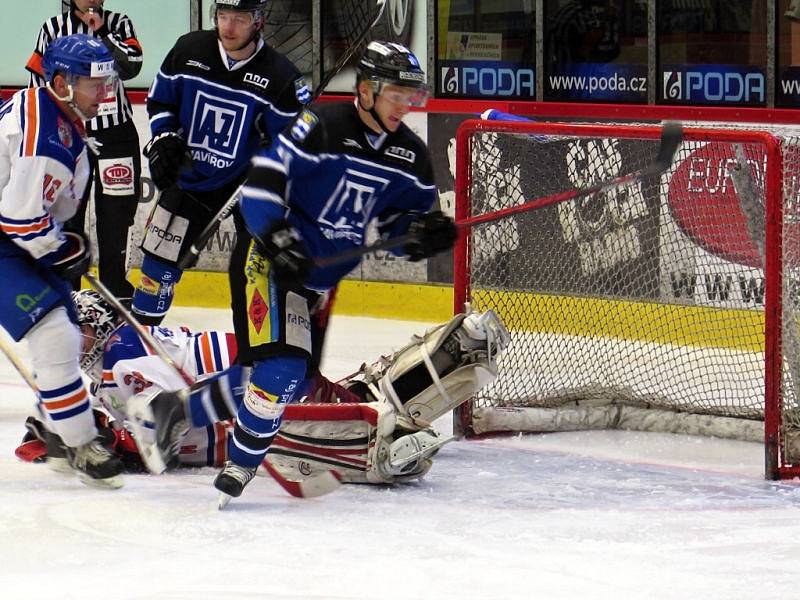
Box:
[95,324,237,425]
[0,88,90,260]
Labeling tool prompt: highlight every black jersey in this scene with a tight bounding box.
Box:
[148,30,309,192]
[240,101,437,291]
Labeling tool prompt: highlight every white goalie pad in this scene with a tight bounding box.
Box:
[265,402,454,484]
[349,309,510,428]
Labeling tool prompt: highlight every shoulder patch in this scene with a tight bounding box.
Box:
[290,109,319,142]
[294,77,311,105]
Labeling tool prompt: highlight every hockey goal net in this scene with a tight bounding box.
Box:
[453,119,800,480]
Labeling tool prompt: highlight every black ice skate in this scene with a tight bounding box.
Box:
[67,438,124,489]
[126,389,189,475]
[214,461,257,509]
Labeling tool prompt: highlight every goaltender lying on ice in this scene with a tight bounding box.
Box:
[16,293,509,485]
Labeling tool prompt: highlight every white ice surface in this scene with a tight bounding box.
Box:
[2,308,800,600]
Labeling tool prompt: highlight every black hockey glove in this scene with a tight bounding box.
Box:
[144,132,187,191]
[404,211,458,262]
[52,231,91,280]
[258,220,312,288]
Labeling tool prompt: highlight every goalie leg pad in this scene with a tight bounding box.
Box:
[266,402,398,484]
[372,309,509,426]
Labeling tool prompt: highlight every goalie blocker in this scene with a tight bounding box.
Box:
[266,309,509,484]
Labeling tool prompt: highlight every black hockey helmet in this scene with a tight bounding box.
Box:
[356,41,428,105]
[212,0,268,14]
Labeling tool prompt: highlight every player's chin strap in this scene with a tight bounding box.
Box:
[357,85,393,135]
[45,83,101,155]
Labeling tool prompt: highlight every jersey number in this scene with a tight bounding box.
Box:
[42,174,62,204]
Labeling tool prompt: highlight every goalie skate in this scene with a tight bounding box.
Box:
[125,390,189,475]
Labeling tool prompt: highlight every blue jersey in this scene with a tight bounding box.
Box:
[240,101,437,290]
[147,30,308,192]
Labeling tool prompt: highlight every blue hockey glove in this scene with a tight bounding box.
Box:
[404,211,457,262]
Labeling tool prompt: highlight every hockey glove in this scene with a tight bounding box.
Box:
[259,220,312,288]
[144,132,187,191]
[404,211,458,262]
[52,231,91,280]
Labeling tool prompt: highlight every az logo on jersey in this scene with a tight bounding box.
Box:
[188,91,247,159]
[318,170,389,242]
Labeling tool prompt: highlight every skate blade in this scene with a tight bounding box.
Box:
[218,492,233,510]
[76,471,124,490]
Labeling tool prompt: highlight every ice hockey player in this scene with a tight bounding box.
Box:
[16,293,510,489]
[184,39,460,506]
[131,0,309,325]
[27,0,145,298]
[0,34,124,488]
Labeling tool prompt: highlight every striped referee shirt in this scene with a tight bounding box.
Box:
[26,9,143,131]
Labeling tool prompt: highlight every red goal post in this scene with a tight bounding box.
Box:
[452,118,800,480]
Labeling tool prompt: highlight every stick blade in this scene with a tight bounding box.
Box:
[262,461,342,498]
[652,121,683,173]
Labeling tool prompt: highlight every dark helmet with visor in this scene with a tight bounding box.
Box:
[211,0,268,22]
[356,41,428,107]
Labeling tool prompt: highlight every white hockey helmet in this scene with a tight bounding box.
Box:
[73,290,121,378]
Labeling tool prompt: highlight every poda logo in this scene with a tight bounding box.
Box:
[102,163,132,185]
[668,142,764,267]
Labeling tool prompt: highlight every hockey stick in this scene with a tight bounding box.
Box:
[86,273,191,386]
[312,122,684,268]
[460,121,684,230]
[175,1,387,272]
[177,183,243,270]
[315,0,387,97]
[0,333,37,390]
[85,273,341,498]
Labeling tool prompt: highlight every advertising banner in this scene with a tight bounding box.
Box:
[545,62,647,103]
[445,32,503,61]
[660,64,766,106]
[658,141,765,310]
[439,60,535,99]
[777,66,800,107]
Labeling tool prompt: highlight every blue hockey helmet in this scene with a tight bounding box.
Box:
[42,34,116,84]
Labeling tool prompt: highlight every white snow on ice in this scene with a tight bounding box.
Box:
[2,307,800,600]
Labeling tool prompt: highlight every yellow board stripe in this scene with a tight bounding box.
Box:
[90,269,764,352]
[470,289,764,353]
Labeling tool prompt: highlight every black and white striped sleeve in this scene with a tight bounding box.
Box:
[97,12,143,81]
